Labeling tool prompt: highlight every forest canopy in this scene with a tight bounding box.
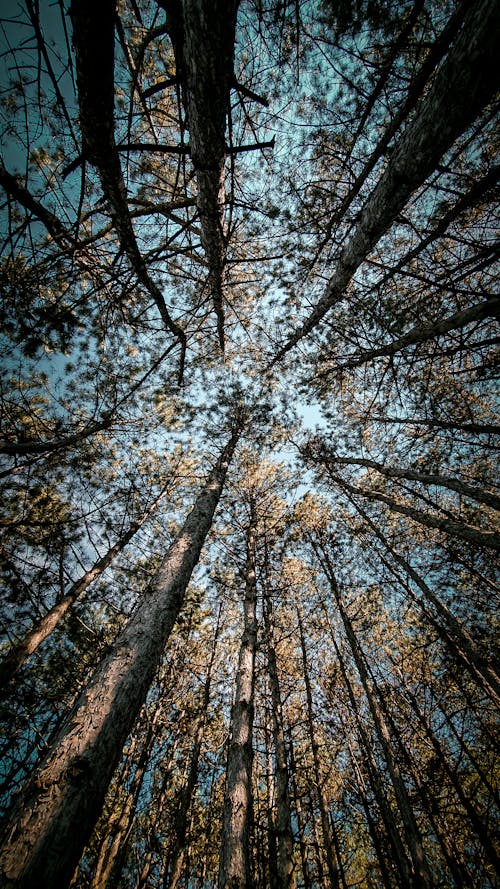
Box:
[0,0,499,887]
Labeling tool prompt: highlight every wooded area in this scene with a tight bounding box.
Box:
[0,0,498,886]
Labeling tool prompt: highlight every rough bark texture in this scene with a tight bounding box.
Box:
[273,0,500,361]
[219,504,257,889]
[0,424,241,889]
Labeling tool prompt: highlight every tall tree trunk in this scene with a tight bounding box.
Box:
[166,605,222,888]
[340,499,500,704]
[322,611,412,888]
[218,501,258,889]
[296,607,343,889]
[0,484,170,687]
[316,551,433,888]
[0,421,242,889]
[263,575,296,888]
[286,724,313,889]
[273,0,500,361]
[71,0,186,376]
[90,706,160,889]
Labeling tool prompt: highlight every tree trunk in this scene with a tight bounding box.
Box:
[296,607,342,889]
[401,676,500,873]
[218,501,258,889]
[273,0,500,360]
[328,470,500,551]
[180,0,239,352]
[337,297,500,371]
[340,499,500,704]
[71,0,186,374]
[166,605,222,888]
[0,422,242,889]
[329,452,500,512]
[316,552,433,888]
[323,612,412,888]
[90,707,160,889]
[263,588,296,888]
[0,484,170,687]
[286,724,313,889]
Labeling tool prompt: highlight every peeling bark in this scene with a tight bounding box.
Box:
[0,423,242,889]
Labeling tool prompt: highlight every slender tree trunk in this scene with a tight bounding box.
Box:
[273,0,500,360]
[367,415,500,436]
[327,469,500,551]
[90,707,160,889]
[166,605,222,888]
[403,678,500,873]
[0,485,170,687]
[218,501,258,889]
[316,553,433,888]
[342,728,395,889]
[296,607,342,889]
[337,297,500,371]
[324,618,412,888]
[286,725,313,889]
[263,584,296,888]
[339,500,500,704]
[328,453,500,512]
[0,422,242,889]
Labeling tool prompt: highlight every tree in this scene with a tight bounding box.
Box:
[0,1,498,887]
[0,417,243,887]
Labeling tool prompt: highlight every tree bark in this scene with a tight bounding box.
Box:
[272,0,500,361]
[218,500,258,889]
[0,422,242,889]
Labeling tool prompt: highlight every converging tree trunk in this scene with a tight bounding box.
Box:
[263,579,296,888]
[166,604,222,888]
[0,483,170,687]
[0,420,243,889]
[273,0,500,361]
[219,500,258,889]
